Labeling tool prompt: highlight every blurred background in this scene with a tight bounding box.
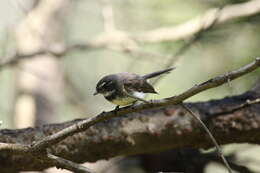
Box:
[0,0,260,172]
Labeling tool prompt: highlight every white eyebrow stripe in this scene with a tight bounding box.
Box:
[99,82,106,88]
[106,81,113,85]
[99,80,113,87]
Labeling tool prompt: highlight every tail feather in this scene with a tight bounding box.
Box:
[142,67,176,79]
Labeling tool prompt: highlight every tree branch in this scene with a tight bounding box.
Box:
[24,57,259,153]
[0,85,259,171]
[0,57,259,172]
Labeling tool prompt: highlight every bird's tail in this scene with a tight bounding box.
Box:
[142,67,176,79]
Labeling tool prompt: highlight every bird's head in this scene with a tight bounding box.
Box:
[94,75,117,96]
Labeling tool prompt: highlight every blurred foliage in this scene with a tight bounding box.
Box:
[0,0,259,123]
[0,0,260,172]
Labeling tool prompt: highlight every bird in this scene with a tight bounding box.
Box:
[94,67,175,109]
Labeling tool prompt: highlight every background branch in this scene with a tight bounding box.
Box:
[135,0,260,43]
[1,0,260,71]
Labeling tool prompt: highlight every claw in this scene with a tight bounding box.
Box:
[114,105,120,113]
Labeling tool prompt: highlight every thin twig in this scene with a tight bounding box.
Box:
[181,103,233,173]
[0,142,95,173]
[47,153,95,173]
[209,98,260,117]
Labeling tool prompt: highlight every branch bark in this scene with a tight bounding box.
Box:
[0,86,259,172]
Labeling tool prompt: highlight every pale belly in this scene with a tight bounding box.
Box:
[110,97,137,106]
[110,92,145,106]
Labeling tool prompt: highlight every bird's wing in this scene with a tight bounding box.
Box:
[124,79,157,94]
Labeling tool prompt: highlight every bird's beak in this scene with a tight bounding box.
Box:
[93,91,99,96]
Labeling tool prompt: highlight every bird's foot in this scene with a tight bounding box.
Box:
[149,99,156,104]
[113,105,120,114]
[130,101,138,109]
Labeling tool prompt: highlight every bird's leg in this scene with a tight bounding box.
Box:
[130,101,138,109]
[132,100,138,106]
[113,105,120,113]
